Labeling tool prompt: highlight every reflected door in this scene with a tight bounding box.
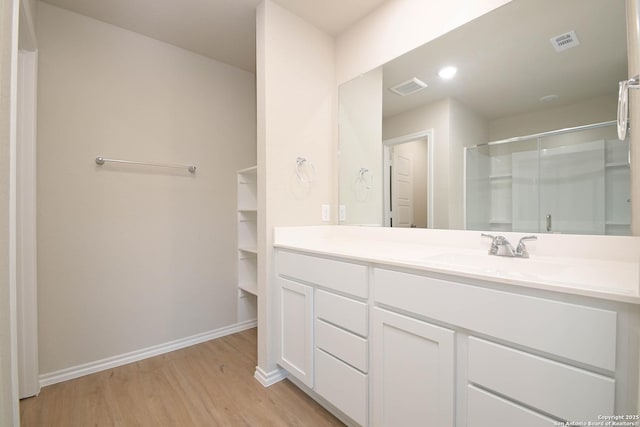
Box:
[392,150,414,227]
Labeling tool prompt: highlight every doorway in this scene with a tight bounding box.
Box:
[383,130,433,228]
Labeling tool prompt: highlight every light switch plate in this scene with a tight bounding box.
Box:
[321,204,330,222]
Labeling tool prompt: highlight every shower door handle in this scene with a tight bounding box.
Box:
[545,214,552,232]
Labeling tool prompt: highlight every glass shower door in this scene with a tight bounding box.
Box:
[537,139,606,235]
[465,122,630,235]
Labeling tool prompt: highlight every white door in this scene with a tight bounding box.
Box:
[372,308,455,426]
[383,132,432,228]
[391,150,414,227]
[278,278,314,388]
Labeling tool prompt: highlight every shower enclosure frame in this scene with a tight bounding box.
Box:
[463,120,630,235]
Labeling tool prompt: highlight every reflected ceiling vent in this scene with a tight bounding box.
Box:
[389,78,428,96]
[550,30,580,52]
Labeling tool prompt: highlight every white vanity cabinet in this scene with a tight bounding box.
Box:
[373,267,618,426]
[274,247,637,427]
[276,250,369,426]
[371,307,455,426]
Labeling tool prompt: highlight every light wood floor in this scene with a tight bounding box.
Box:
[20,328,344,426]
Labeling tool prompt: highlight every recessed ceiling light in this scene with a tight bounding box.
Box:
[438,66,457,80]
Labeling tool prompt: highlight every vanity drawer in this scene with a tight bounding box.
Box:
[374,268,617,371]
[315,349,368,427]
[278,251,368,298]
[316,319,368,373]
[467,385,556,427]
[316,290,368,337]
[467,337,615,422]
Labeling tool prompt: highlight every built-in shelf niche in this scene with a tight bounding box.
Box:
[237,166,258,321]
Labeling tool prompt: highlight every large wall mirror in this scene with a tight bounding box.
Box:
[338,0,631,235]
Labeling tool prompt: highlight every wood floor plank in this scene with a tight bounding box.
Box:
[20,328,344,426]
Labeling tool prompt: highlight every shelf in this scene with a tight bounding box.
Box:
[239,246,258,254]
[605,162,629,168]
[489,219,512,224]
[605,220,631,226]
[489,173,512,179]
[238,282,258,296]
[237,165,258,321]
[238,165,257,175]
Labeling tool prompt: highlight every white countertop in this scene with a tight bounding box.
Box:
[273,226,640,304]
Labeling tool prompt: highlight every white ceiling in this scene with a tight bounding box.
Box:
[382,0,628,120]
[40,0,387,73]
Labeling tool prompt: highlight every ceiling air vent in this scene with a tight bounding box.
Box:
[550,30,580,52]
[389,78,428,96]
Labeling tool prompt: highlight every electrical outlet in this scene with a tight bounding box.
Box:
[321,204,330,222]
[339,205,346,221]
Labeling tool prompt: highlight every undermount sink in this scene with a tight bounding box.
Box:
[422,252,569,280]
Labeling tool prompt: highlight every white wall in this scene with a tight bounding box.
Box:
[488,94,618,142]
[335,0,512,85]
[36,3,256,375]
[256,0,335,375]
[339,67,383,226]
[0,0,19,423]
[449,98,488,229]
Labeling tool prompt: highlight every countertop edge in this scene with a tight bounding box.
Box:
[274,243,640,305]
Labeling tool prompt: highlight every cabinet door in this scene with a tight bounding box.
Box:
[278,278,314,388]
[372,308,454,427]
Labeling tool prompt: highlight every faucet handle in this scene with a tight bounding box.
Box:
[516,235,537,257]
[482,233,508,244]
[481,233,499,254]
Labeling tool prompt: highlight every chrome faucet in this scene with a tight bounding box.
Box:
[481,234,537,258]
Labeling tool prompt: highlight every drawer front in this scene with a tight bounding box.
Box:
[468,337,615,423]
[316,319,368,373]
[278,251,368,298]
[316,290,368,337]
[467,385,557,427]
[374,268,617,371]
[315,349,368,427]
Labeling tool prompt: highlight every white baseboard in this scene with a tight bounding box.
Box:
[39,319,257,388]
[254,365,288,387]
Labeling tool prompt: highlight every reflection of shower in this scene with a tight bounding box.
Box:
[355,168,372,201]
[464,121,630,236]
